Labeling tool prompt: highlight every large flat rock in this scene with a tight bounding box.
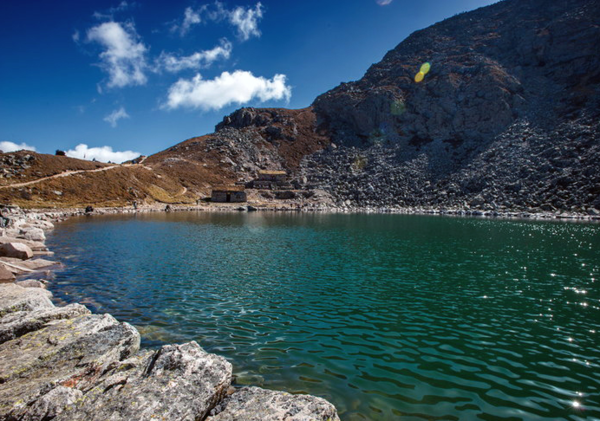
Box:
[207,387,341,421]
[0,314,140,419]
[54,341,233,421]
[0,303,90,344]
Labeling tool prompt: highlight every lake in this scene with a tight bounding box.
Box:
[46,212,600,420]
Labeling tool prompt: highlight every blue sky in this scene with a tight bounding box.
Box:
[0,0,498,162]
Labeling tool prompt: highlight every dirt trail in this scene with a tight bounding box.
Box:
[0,164,151,189]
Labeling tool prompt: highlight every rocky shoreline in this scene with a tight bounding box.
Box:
[0,206,341,421]
[21,200,600,222]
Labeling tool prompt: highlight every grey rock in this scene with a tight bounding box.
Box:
[207,387,341,421]
[14,279,46,289]
[0,313,140,419]
[15,386,83,421]
[0,242,34,260]
[0,283,53,317]
[57,341,232,421]
[0,264,15,283]
[19,227,46,242]
[0,303,90,344]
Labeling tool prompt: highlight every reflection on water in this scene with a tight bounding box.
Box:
[47,212,600,420]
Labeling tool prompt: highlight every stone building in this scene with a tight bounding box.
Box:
[253,170,287,189]
[211,186,247,203]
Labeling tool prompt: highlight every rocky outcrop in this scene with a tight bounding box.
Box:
[54,342,232,421]
[0,285,227,421]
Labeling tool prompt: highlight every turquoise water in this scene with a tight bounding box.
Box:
[47,212,600,420]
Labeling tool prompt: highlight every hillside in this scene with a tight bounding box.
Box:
[1,0,598,213]
[0,152,194,208]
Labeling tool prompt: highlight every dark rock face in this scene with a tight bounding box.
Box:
[314,0,599,147]
[305,0,600,212]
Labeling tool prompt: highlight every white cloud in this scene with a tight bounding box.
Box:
[66,144,140,163]
[173,7,202,36]
[0,141,36,153]
[86,21,148,88]
[163,70,291,111]
[93,1,131,20]
[72,30,80,43]
[229,3,263,41]
[156,39,232,73]
[170,2,263,41]
[103,106,130,127]
[376,0,393,5]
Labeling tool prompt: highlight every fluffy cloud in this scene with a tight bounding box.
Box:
[0,141,36,153]
[156,39,232,73]
[103,107,130,127]
[66,144,140,163]
[86,21,148,88]
[376,0,393,5]
[229,3,263,41]
[163,70,291,111]
[171,2,263,41]
[173,7,202,36]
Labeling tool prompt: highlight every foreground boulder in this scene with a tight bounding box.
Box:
[207,387,341,421]
[55,342,233,421]
[0,272,340,421]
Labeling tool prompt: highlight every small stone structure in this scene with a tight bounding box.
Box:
[253,170,288,190]
[211,186,247,203]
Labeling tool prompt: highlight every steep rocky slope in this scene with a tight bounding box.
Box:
[304,0,600,213]
[145,107,329,188]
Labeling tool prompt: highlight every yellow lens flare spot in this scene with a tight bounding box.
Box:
[414,71,425,83]
[420,62,431,75]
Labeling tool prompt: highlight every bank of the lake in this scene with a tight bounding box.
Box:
[47,211,600,420]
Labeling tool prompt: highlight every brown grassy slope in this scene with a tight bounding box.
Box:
[0,164,196,208]
[144,134,239,197]
[0,151,110,186]
[0,151,197,208]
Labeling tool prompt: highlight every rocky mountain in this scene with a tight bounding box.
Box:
[1,0,598,213]
[304,0,600,213]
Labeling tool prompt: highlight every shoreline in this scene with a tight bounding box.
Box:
[24,202,600,224]
[0,207,341,421]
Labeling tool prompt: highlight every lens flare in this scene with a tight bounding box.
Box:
[420,62,431,74]
[414,72,425,83]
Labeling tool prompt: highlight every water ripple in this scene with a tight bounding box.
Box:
[47,213,600,420]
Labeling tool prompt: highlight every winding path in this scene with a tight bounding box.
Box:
[0,163,151,189]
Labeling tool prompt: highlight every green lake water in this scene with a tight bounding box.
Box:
[47,212,600,420]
